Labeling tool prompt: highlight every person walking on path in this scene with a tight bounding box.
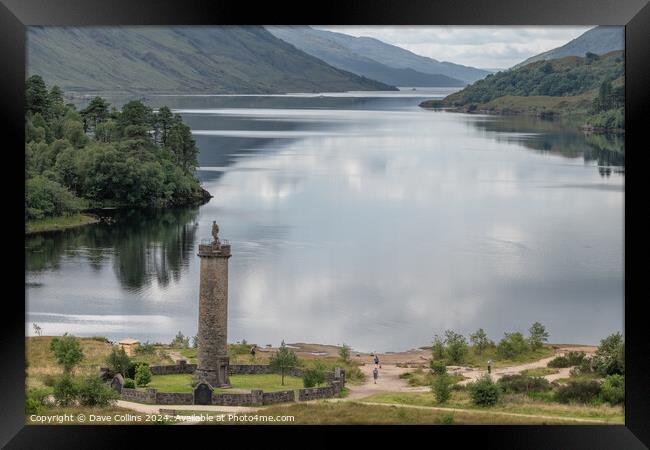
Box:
[373,367,379,384]
[487,359,492,375]
[374,354,380,368]
[250,345,257,360]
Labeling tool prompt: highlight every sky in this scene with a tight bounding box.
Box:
[316,26,593,69]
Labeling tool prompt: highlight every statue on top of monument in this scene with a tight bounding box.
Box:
[211,221,219,244]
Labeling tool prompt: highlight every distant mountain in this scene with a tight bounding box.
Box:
[27,26,395,94]
[267,26,490,84]
[513,26,624,68]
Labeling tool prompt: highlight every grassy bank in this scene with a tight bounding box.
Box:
[361,391,623,423]
[26,336,174,390]
[216,401,606,425]
[25,213,100,234]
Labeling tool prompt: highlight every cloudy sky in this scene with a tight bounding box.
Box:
[316,26,593,69]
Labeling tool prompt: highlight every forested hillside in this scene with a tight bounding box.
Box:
[420,51,624,130]
[440,51,623,106]
[25,75,209,228]
[27,27,393,94]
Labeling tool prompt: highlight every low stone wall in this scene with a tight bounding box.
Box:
[229,364,304,378]
[120,387,157,404]
[150,360,196,375]
[125,364,344,405]
[211,390,262,406]
[263,390,295,405]
[156,392,193,405]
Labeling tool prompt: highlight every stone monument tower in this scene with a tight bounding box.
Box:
[196,221,232,387]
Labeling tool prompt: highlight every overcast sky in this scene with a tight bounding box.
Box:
[315,26,593,69]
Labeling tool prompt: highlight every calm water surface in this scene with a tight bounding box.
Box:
[25,88,624,351]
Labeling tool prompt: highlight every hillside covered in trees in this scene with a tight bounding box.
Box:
[420,51,624,131]
[25,75,209,228]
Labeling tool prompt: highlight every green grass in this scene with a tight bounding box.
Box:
[148,373,304,394]
[229,401,607,425]
[556,371,603,384]
[399,369,466,387]
[25,213,99,234]
[26,336,174,390]
[361,391,623,423]
[521,367,559,377]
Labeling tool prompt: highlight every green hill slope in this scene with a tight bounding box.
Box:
[513,26,623,69]
[420,51,624,118]
[27,26,395,94]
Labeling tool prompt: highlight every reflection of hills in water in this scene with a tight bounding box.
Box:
[472,116,624,175]
[25,208,199,291]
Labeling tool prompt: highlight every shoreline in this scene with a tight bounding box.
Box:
[25,213,101,235]
[25,187,213,235]
[23,336,597,358]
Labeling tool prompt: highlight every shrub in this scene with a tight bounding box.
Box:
[25,175,84,220]
[432,374,452,404]
[171,331,190,348]
[135,341,156,355]
[49,333,84,374]
[549,352,588,369]
[547,356,570,368]
[437,413,454,424]
[134,364,152,387]
[339,343,351,363]
[105,346,132,377]
[600,374,624,405]
[593,333,624,376]
[78,375,119,406]
[431,335,446,360]
[469,328,492,354]
[430,360,447,376]
[527,322,549,350]
[444,330,468,364]
[123,378,136,389]
[498,374,551,394]
[26,388,51,414]
[302,361,327,388]
[497,332,529,359]
[468,375,502,406]
[53,374,79,406]
[555,380,601,404]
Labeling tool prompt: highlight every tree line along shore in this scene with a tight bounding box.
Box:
[420,51,624,134]
[25,75,211,234]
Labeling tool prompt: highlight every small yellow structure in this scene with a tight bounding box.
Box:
[118,338,140,356]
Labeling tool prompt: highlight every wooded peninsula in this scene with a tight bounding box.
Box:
[25,75,210,233]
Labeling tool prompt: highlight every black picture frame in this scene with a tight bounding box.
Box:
[3,0,648,447]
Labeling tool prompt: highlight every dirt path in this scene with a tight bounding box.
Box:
[347,347,591,398]
[346,364,430,400]
[167,350,185,363]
